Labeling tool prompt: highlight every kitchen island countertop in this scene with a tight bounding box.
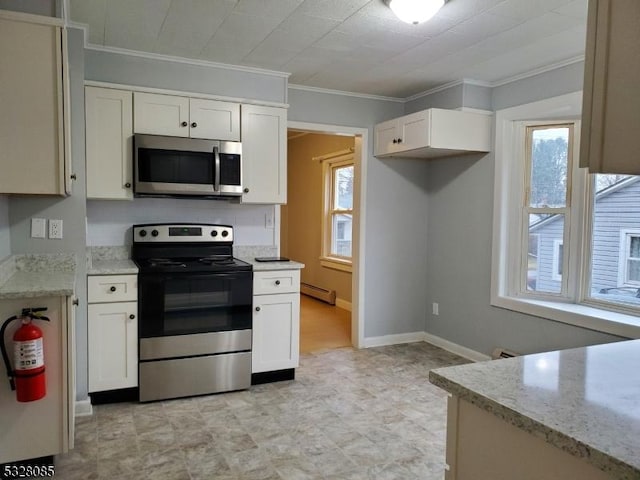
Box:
[429,339,640,479]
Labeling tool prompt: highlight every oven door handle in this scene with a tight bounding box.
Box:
[213,145,221,192]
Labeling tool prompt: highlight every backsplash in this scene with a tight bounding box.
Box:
[87,199,277,246]
[0,196,9,260]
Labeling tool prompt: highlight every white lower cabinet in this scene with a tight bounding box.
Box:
[252,270,300,373]
[87,275,138,393]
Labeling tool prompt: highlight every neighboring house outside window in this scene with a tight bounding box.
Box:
[321,154,353,272]
[492,92,640,337]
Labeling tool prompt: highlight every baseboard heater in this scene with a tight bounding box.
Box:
[300,282,336,305]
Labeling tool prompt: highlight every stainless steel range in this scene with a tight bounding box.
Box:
[132,223,252,402]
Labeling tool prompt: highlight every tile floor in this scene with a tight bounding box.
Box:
[54,342,468,480]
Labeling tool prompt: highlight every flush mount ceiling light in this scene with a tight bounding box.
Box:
[385,0,445,25]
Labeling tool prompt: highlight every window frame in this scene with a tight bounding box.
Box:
[491,91,640,338]
[618,230,640,287]
[321,154,354,272]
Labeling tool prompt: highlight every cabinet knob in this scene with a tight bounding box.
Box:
[125,182,131,188]
[181,121,188,127]
[392,139,397,144]
[191,122,197,128]
[70,173,77,180]
[129,314,135,320]
[243,187,249,193]
[255,306,261,312]
[72,298,79,306]
[397,138,402,143]
[109,286,116,292]
[275,280,281,286]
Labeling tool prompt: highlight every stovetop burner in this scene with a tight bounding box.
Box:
[198,255,235,265]
[147,258,187,268]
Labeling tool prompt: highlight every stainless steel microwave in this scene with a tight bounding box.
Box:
[134,134,242,198]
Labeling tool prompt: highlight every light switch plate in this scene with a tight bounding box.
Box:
[49,219,63,239]
[31,218,46,239]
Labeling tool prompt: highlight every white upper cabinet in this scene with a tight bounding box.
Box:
[85,87,133,200]
[241,105,287,204]
[0,13,71,196]
[374,108,491,159]
[133,92,240,141]
[580,0,640,175]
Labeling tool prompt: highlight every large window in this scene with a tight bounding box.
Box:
[492,92,640,336]
[322,155,353,270]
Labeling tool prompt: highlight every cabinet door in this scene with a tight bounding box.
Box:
[0,17,67,195]
[580,0,640,174]
[85,87,133,199]
[374,118,399,156]
[398,110,430,151]
[189,98,240,141]
[241,105,287,204]
[133,92,189,137]
[252,293,300,373]
[88,302,138,392]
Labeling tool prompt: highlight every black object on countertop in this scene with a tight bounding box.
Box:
[254,257,290,262]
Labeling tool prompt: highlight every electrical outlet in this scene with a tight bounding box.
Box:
[49,219,63,239]
[265,211,274,229]
[432,302,439,315]
[31,218,46,238]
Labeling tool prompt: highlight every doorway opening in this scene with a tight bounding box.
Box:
[281,122,367,352]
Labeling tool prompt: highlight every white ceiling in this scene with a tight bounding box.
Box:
[68,0,588,98]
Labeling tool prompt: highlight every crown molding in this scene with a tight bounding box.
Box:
[84,43,291,79]
[490,55,585,88]
[288,84,405,103]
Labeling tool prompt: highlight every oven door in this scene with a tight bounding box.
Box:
[138,271,252,338]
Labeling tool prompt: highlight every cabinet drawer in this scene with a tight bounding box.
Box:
[88,275,137,303]
[253,270,300,295]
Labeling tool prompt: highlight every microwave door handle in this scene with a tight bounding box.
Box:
[213,145,220,192]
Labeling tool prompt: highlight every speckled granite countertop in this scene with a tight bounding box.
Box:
[87,246,138,275]
[429,340,640,479]
[0,254,76,299]
[240,258,305,271]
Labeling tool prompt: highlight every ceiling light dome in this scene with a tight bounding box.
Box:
[386,0,445,25]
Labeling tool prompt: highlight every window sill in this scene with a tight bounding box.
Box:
[320,257,352,273]
[492,295,640,339]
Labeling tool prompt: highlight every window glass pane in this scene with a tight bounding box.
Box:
[588,174,640,308]
[527,213,563,293]
[529,127,569,208]
[331,213,352,257]
[334,166,354,210]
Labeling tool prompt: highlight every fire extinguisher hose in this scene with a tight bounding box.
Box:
[1,308,50,391]
[0,314,19,390]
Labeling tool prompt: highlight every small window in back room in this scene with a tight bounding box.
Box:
[322,156,354,263]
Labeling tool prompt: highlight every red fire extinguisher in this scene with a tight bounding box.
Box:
[1,307,49,402]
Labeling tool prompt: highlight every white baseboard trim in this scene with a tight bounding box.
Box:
[75,399,93,417]
[362,331,426,348]
[335,298,352,312]
[423,332,491,362]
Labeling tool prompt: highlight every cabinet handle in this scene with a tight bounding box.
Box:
[181,121,188,127]
[255,306,261,312]
[125,182,131,188]
[109,286,116,292]
[129,314,135,320]
[191,122,197,128]
[243,187,249,193]
[275,280,281,286]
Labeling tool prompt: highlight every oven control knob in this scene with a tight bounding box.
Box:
[151,229,159,237]
[221,230,229,238]
[139,229,147,237]
[211,230,218,237]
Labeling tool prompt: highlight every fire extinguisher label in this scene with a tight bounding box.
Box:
[14,338,44,370]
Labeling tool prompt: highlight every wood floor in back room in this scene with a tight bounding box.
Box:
[299,294,351,353]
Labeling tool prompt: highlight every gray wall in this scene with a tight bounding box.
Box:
[0,0,56,16]
[423,65,627,356]
[404,83,463,114]
[8,28,89,398]
[288,88,430,338]
[0,197,9,260]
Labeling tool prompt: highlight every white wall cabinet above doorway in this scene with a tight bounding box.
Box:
[374,108,491,159]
